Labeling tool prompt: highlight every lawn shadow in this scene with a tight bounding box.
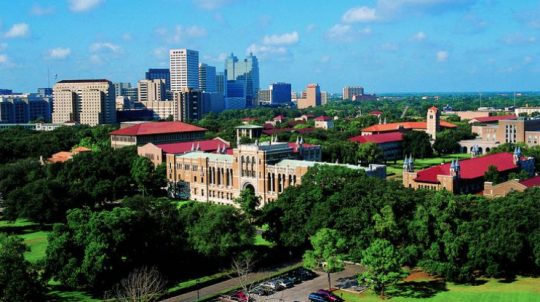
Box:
[0,223,52,235]
[389,279,448,299]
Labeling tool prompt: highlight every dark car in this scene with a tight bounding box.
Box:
[249,286,274,296]
[309,292,332,302]
[296,269,316,280]
[276,277,295,288]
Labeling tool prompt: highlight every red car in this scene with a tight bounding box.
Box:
[230,291,249,301]
[316,289,341,301]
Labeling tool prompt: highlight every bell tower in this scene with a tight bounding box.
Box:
[427,106,440,140]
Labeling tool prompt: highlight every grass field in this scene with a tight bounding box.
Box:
[334,274,540,301]
[0,219,51,263]
[387,153,472,175]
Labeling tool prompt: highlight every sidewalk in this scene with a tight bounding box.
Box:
[162,261,303,302]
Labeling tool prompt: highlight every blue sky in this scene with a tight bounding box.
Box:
[1,0,540,93]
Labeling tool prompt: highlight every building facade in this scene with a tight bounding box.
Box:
[402,150,535,194]
[175,88,203,122]
[343,86,364,100]
[297,84,321,109]
[52,79,116,126]
[114,82,132,99]
[145,68,170,92]
[269,83,292,104]
[134,101,176,120]
[166,140,386,205]
[314,115,334,129]
[225,53,260,107]
[109,121,207,149]
[0,96,52,123]
[199,63,217,93]
[170,49,199,92]
[257,89,272,105]
[138,137,230,166]
[138,79,167,102]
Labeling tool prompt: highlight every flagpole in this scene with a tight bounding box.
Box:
[48,68,50,89]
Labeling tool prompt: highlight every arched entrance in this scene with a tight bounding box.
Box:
[243,182,255,194]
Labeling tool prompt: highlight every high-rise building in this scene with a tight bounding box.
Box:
[297,83,321,109]
[426,106,440,140]
[145,69,170,91]
[114,82,132,99]
[257,89,272,105]
[269,83,292,104]
[216,72,227,96]
[226,80,246,110]
[134,100,176,120]
[170,49,199,92]
[137,79,166,102]
[0,89,13,95]
[124,87,138,102]
[0,96,52,123]
[199,63,217,93]
[343,86,364,100]
[224,53,259,107]
[175,88,203,122]
[321,91,328,105]
[52,79,116,126]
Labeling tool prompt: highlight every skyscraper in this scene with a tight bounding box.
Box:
[137,79,166,102]
[113,82,132,99]
[297,83,321,109]
[145,69,170,91]
[199,63,217,93]
[224,53,259,107]
[216,72,227,96]
[343,86,364,100]
[170,49,199,92]
[52,79,116,125]
[269,83,292,104]
[175,88,203,122]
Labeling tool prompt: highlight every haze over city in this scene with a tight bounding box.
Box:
[1,0,540,93]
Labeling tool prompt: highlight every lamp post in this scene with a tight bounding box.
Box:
[196,279,200,300]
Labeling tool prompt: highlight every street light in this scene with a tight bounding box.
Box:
[196,279,200,300]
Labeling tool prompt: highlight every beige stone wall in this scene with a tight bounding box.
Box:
[137,143,163,166]
[455,111,491,120]
[483,180,526,198]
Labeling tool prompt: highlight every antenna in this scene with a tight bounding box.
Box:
[47,68,50,89]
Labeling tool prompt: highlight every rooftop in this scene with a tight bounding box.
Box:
[110,121,207,136]
[414,152,519,183]
[154,138,229,154]
[349,132,403,144]
[263,128,315,135]
[274,115,287,120]
[57,79,110,83]
[275,159,375,171]
[362,121,457,133]
[236,125,264,129]
[315,115,333,121]
[519,175,540,188]
[177,151,234,163]
[470,114,517,123]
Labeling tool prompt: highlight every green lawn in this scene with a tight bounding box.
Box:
[0,219,51,263]
[255,234,272,246]
[334,277,540,301]
[387,153,471,175]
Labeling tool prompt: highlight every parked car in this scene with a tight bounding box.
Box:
[316,289,341,301]
[229,291,248,301]
[261,280,283,291]
[276,277,295,288]
[308,292,332,302]
[249,286,274,296]
[295,269,316,280]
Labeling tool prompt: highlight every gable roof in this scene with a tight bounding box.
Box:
[469,114,517,123]
[349,132,403,144]
[362,121,457,133]
[109,121,206,136]
[369,111,383,115]
[273,115,287,120]
[315,115,333,121]
[263,128,315,135]
[414,152,518,183]
[519,175,540,188]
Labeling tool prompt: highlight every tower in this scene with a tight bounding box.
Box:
[170,49,199,92]
[513,146,522,165]
[426,106,440,140]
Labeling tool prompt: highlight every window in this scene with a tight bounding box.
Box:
[193,165,198,171]
[184,164,190,170]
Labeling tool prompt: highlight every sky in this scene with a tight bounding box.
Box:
[0,0,540,94]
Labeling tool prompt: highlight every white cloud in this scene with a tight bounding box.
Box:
[0,54,7,64]
[3,23,30,38]
[319,55,331,63]
[30,4,55,16]
[153,47,168,59]
[89,42,122,54]
[122,33,133,41]
[155,25,207,44]
[306,24,317,33]
[381,43,399,51]
[437,50,449,62]
[202,53,228,63]
[191,0,244,10]
[500,33,537,46]
[325,24,371,43]
[47,47,72,59]
[342,6,378,23]
[262,31,299,45]
[69,0,106,12]
[412,31,426,41]
[247,43,291,61]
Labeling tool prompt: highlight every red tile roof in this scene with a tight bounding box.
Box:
[470,114,517,123]
[302,114,315,118]
[288,142,315,153]
[287,121,306,127]
[155,138,229,154]
[242,117,257,121]
[429,106,439,111]
[362,121,457,133]
[315,115,333,121]
[263,128,315,135]
[109,121,206,136]
[274,115,287,120]
[349,132,403,144]
[369,111,383,115]
[414,152,519,184]
[519,175,540,188]
[264,123,274,129]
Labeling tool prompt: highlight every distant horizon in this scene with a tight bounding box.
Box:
[2,1,540,93]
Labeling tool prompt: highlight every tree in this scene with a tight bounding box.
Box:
[131,156,156,196]
[303,228,346,290]
[234,189,262,223]
[108,266,167,302]
[359,239,408,298]
[484,165,501,184]
[508,170,529,181]
[402,131,433,159]
[433,130,460,155]
[0,234,44,301]
[357,142,383,164]
[229,252,260,302]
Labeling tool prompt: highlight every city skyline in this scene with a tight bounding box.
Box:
[1,0,540,93]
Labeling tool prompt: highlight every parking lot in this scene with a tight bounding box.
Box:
[250,264,363,302]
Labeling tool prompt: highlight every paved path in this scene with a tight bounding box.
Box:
[162,261,303,302]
